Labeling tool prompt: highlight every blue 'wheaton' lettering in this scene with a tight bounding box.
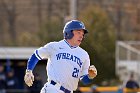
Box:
[56,53,82,68]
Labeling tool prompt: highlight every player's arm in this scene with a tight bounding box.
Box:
[24,43,52,87]
[80,54,97,85]
[27,50,42,70]
[24,50,41,87]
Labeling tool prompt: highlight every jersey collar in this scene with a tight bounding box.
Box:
[64,39,78,49]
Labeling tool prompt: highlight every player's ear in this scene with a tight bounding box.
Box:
[83,34,87,38]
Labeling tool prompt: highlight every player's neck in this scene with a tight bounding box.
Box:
[65,39,78,47]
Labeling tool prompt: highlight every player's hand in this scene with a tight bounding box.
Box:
[24,70,34,87]
[88,65,97,79]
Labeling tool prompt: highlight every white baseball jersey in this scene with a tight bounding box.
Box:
[34,39,90,91]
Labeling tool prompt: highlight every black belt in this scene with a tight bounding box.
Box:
[50,80,71,93]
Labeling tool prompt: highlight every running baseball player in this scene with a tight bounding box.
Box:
[24,20,97,93]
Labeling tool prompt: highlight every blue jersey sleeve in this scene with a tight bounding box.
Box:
[27,53,40,70]
[81,74,92,85]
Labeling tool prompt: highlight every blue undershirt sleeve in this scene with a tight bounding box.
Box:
[81,74,92,85]
[27,53,40,70]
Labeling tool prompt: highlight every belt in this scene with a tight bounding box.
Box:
[50,80,71,93]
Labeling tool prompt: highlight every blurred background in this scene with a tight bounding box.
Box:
[0,0,140,93]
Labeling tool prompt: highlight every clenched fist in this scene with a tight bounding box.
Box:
[88,65,97,79]
[24,70,34,87]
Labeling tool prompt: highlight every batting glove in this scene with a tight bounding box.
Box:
[24,70,34,87]
[88,65,97,79]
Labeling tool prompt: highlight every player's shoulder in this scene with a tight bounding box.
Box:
[44,40,63,47]
[78,47,89,56]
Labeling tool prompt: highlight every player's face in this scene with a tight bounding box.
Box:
[68,30,84,46]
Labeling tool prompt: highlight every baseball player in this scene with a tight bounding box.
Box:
[24,20,97,93]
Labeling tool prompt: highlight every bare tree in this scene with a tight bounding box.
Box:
[36,0,42,29]
[115,0,122,40]
[1,0,17,44]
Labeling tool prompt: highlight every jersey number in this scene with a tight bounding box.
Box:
[72,68,79,78]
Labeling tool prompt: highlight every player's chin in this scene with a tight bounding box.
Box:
[77,41,81,46]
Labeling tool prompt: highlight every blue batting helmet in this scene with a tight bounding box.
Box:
[63,20,88,39]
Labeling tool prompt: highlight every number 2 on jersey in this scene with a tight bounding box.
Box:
[72,68,79,78]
